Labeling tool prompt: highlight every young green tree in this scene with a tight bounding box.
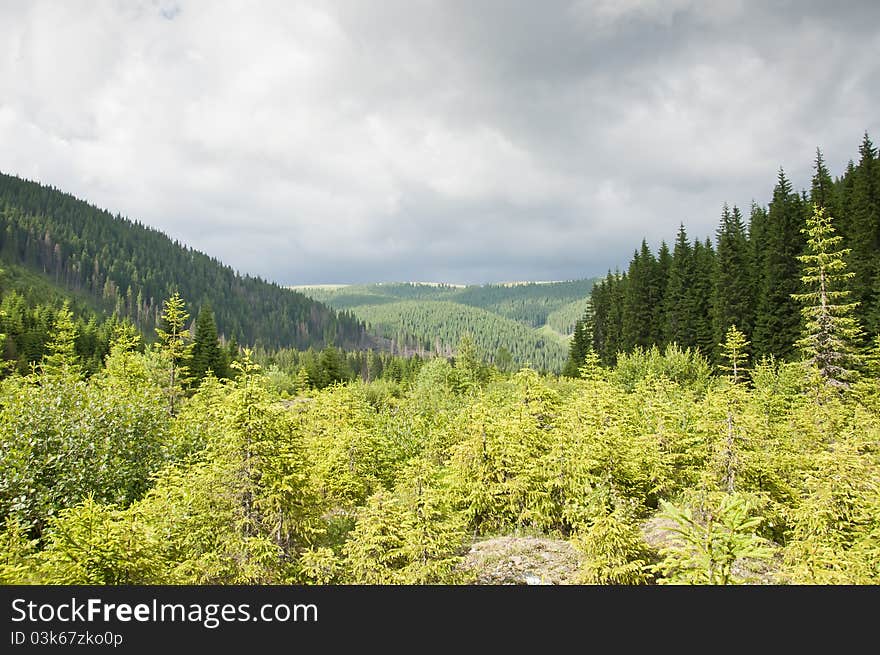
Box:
[719,325,749,386]
[654,494,774,585]
[791,205,863,388]
[573,503,653,585]
[155,292,192,415]
[40,302,80,378]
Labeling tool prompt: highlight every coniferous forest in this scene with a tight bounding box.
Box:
[1,134,879,586]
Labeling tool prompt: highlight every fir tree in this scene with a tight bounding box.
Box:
[41,302,80,378]
[847,133,880,334]
[622,241,659,351]
[718,325,749,386]
[188,304,228,384]
[653,240,672,347]
[713,205,754,354]
[563,319,589,378]
[663,225,695,348]
[156,292,191,415]
[753,170,804,360]
[791,205,863,388]
[691,238,717,357]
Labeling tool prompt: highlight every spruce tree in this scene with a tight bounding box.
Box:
[41,302,80,378]
[188,304,228,383]
[156,292,191,415]
[811,149,839,219]
[621,241,658,351]
[662,225,695,348]
[752,170,804,360]
[713,205,754,355]
[847,133,879,334]
[691,238,717,357]
[719,324,749,385]
[653,240,672,347]
[562,318,589,378]
[791,205,863,388]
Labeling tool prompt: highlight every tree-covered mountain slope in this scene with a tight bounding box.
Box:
[343,300,569,371]
[296,279,596,372]
[0,172,372,350]
[301,280,595,330]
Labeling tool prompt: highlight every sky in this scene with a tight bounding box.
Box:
[1,1,879,285]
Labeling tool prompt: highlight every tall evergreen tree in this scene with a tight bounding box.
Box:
[691,237,717,357]
[713,204,754,356]
[792,205,863,388]
[621,241,657,351]
[563,318,590,378]
[188,304,228,384]
[662,225,696,348]
[752,170,804,360]
[592,271,625,365]
[846,133,880,334]
[653,241,672,347]
[810,149,838,218]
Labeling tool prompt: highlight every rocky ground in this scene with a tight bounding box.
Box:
[459,515,783,585]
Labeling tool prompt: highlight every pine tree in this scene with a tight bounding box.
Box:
[663,225,695,348]
[188,304,228,383]
[621,241,659,351]
[653,240,672,347]
[691,238,717,357]
[811,149,839,219]
[847,133,880,334]
[753,170,804,360]
[713,205,754,354]
[791,205,863,388]
[563,319,589,378]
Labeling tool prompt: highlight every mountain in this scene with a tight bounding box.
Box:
[297,279,596,371]
[0,172,372,350]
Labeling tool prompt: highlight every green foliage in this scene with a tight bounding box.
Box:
[156,292,192,415]
[654,494,775,585]
[611,344,712,394]
[573,503,654,585]
[187,304,229,384]
[791,205,863,388]
[349,300,568,372]
[719,325,749,385]
[0,365,168,537]
[40,302,81,377]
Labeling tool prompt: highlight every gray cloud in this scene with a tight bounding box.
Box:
[1,0,878,284]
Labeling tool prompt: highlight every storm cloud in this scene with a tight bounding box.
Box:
[1,0,878,284]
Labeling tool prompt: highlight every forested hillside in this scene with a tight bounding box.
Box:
[299,279,595,372]
[569,134,880,369]
[0,172,371,353]
[348,300,568,371]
